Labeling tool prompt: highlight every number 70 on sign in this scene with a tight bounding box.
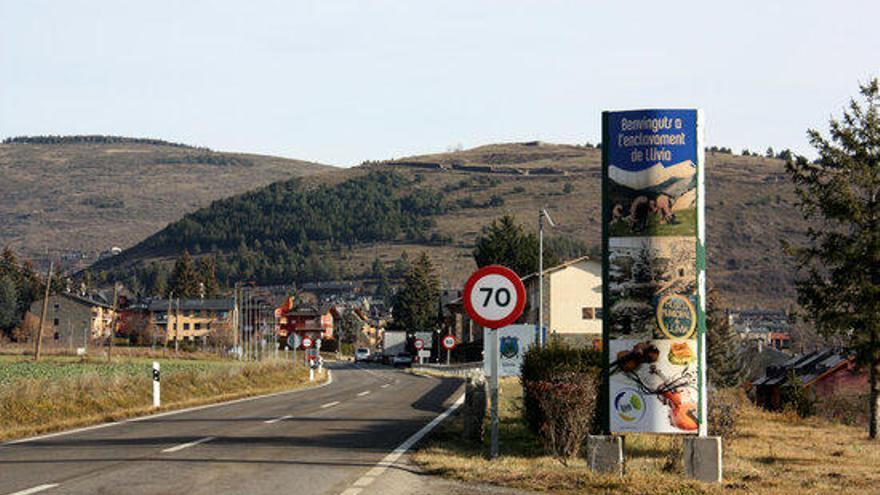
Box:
[463,265,526,330]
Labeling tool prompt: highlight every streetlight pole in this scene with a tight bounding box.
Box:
[538,208,555,348]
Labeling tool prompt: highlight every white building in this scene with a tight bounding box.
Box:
[521,256,603,348]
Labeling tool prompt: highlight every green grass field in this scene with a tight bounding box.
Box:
[0,354,321,441]
[0,355,237,387]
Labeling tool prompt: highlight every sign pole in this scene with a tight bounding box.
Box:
[490,328,499,459]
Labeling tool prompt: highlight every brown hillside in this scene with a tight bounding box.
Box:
[337,142,805,309]
[0,141,334,271]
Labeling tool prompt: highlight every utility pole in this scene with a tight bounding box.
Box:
[175,297,180,353]
[34,261,53,362]
[108,283,118,362]
[538,209,555,347]
[167,292,174,354]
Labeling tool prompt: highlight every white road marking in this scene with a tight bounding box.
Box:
[264,414,292,424]
[380,384,390,389]
[6,484,59,495]
[356,391,370,397]
[161,436,216,453]
[339,393,464,494]
[320,401,340,409]
[3,370,333,447]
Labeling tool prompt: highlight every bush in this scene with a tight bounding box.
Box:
[781,370,816,418]
[525,371,598,463]
[520,341,601,436]
[709,387,745,445]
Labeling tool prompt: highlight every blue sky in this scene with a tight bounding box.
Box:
[1,1,877,166]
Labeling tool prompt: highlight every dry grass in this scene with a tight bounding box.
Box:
[412,378,880,495]
[0,356,324,442]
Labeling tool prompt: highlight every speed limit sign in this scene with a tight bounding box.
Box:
[441,335,457,350]
[302,336,314,349]
[463,265,526,329]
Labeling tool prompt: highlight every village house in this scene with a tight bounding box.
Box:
[521,256,603,349]
[28,291,116,345]
[751,348,867,411]
[146,298,235,343]
[275,296,335,347]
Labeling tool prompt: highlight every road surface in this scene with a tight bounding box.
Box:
[0,362,472,495]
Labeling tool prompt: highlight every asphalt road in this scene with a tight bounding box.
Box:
[0,362,465,495]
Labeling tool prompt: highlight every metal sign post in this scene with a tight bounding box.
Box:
[462,265,526,460]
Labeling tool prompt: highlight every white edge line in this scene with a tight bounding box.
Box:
[6,484,60,495]
[160,436,215,453]
[356,391,370,397]
[380,384,390,388]
[3,369,333,446]
[320,401,340,409]
[264,414,293,425]
[348,393,464,489]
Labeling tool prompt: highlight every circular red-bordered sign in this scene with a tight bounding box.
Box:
[441,335,458,350]
[463,265,526,329]
[302,336,314,349]
[414,338,425,350]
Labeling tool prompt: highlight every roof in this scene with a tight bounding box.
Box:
[752,348,853,388]
[145,298,234,312]
[284,305,333,317]
[59,291,114,309]
[520,256,597,282]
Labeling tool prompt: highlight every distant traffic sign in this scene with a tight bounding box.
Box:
[302,336,314,349]
[463,265,526,329]
[414,338,425,350]
[441,335,458,350]
[287,333,302,349]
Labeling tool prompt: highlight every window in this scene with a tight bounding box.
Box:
[582,308,594,320]
[53,318,60,326]
[194,323,201,330]
[53,303,59,310]
[595,308,604,320]
[183,323,190,330]
[195,310,201,316]
[207,323,212,330]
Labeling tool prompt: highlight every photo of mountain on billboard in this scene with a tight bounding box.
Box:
[608,159,697,237]
[607,236,697,339]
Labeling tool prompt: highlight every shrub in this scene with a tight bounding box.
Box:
[520,341,601,435]
[781,370,816,418]
[709,387,745,445]
[525,371,598,463]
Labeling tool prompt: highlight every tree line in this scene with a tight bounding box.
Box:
[2,135,202,148]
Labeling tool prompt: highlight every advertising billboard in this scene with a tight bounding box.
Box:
[602,109,707,435]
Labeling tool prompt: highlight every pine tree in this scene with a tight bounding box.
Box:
[196,256,220,298]
[706,287,744,387]
[168,250,200,298]
[0,274,19,332]
[390,253,440,332]
[785,79,880,439]
[473,215,558,277]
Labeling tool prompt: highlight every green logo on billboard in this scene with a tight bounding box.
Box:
[656,294,696,339]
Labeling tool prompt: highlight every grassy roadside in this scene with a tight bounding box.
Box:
[0,355,326,442]
[412,378,880,495]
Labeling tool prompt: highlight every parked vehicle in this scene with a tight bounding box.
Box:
[392,352,413,368]
[354,347,371,362]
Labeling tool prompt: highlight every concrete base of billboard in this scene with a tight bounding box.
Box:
[585,435,624,475]
[684,436,722,482]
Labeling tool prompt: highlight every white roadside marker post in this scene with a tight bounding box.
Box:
[152,361,161,408]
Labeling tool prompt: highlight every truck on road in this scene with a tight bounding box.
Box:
[381,330,407,363]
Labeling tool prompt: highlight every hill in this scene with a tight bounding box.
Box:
[0,137,334,271]
[91,142,805,308]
